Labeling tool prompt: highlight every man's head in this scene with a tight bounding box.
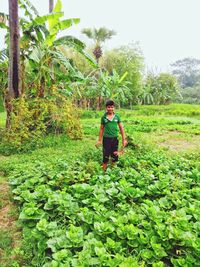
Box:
[106,100,115,114]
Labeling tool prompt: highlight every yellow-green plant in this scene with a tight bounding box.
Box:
[3,93,82,147]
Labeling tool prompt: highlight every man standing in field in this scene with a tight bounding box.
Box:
[96,100,127,171]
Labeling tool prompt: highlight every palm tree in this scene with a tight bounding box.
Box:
[82,27,116,63]
[82,27,116,109]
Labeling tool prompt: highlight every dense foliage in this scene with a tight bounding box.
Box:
[0,0,184,119]
[0,0,89,143]
[5,145,200,267]
[2,94,82,148]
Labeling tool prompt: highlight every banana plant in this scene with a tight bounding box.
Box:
[91,69,130,108]
[100,70,130,99]
[19,0,96,62]
[139,84,154,105]
[0,0,96,98]
[26,0,96,96]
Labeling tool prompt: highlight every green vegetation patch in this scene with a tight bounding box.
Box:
[0,105,200,266]
[6,145,200,267]
[0,112,5,128]
[0,229,12,249]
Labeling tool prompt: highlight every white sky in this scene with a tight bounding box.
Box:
[1,0,200,72]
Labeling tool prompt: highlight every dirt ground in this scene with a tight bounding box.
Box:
[158,130,200,152]
[0,158,22,266]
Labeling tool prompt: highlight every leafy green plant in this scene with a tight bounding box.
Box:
[7,144,200,266]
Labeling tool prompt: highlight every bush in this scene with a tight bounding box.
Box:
[2,93,82,150]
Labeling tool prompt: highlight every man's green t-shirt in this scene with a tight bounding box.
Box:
[101,113,121,137]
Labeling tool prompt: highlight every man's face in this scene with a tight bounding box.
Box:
[106,105,114,114]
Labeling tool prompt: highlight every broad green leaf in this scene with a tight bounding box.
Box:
[29,47,45,63]
[53,0,62,13]
[79,49,98,67]
[140,249,153,260]
[66,225,83,244]
[51,50,75,72]
[54,35,85,50]
[119,71,128,83]
[36,29,44,42]
[151,243,167,257]
[0,22,8,30]
[94,246,106,257]
[171,258,186,266]
[37,13,63,24]
[19,206,45,220]
[0,49,8,62]
[45,34,56,46]
[152,262,165,267]
[19,0,39,16]
[119,257,138,267]
[26,13,63,29]
[52,249,72,261]
[50,18,80,35]
[49,0,63,32]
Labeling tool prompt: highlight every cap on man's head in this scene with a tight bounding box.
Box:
[106,100,115,107]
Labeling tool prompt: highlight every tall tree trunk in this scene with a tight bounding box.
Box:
[8,0,20,98]
[49,0,54,13]
[96,96,101,110]
[38,76,45,97]
[6,0,20,129]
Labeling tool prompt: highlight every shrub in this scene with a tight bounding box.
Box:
[2,93,82,149]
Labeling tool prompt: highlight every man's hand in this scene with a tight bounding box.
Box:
[95,140,101,147]
[122,139,128,147]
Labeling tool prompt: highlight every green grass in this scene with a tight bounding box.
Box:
[129,103,200,117]
[82,111,200,154]
[0,229,12,249]
[0,171,23,267]
[0,230,22,267]
[1,104,200,157]
[0,99,4,113]
[0,112,5,128]
[81,104,200,119]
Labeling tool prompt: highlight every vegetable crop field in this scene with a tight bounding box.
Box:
[0,104,200,267]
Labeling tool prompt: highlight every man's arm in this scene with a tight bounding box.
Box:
[96,124,104,146]
[118,122,127,147]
